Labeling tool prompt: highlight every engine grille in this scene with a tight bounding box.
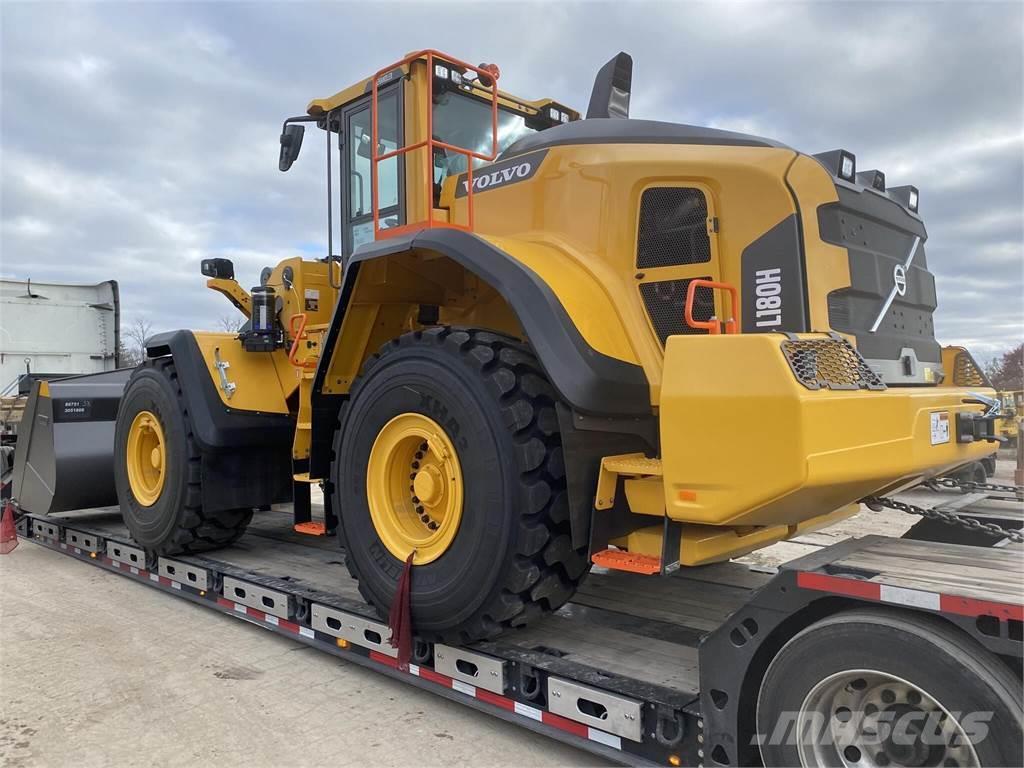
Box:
[951,349,989,387]
[781,336,887,391]
[637,188,711,269]
[640,278,713,345]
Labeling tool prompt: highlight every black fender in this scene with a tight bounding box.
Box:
[145,330,294,511]
[309,229,651,479]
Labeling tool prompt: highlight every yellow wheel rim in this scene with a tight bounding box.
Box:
[126,410,167,507]
[366,413,464,565]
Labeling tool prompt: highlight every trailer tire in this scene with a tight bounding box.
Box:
[756,608,1022,768]
[114,358,252,554]
[333,327,589,642]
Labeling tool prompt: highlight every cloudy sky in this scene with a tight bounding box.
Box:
[2,1,1021,361]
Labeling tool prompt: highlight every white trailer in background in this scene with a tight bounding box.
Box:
[1,278,121,491]
[0,278,120,392]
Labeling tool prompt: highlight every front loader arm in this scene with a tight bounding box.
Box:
[206,278,253,318]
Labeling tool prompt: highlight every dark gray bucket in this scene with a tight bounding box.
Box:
[11,368,131,514]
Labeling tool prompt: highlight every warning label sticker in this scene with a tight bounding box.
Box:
[304,288,320,312]
[930,411,950,445]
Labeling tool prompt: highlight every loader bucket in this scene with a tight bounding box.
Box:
[11,369,131,514]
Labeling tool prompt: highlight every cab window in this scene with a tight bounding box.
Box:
[346,89,401,252]
[431,90,537,186]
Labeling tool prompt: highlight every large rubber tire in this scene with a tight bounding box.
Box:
[757,608,1023,768]
[332,327,589,642]
[113,358,252,554]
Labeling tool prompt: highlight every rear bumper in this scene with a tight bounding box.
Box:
[660,333,998,530]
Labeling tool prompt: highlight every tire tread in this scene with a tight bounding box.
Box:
[335,327,589,642]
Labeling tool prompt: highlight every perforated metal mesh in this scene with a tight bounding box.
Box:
[780,337,887,391]
[640,278,714,345]
[952,350,990,387]
[637,188,711,269]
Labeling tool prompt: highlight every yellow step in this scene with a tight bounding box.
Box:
[602,455,662,477]
[595,453,663,510]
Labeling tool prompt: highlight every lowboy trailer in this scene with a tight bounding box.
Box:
[12,496,1023,768]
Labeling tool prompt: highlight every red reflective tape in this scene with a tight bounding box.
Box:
[797,571,881,601]
[216,597,234,609]
[104,556,116,566]
[418,667,451,687]
[370,651,399,668]
[476,689,515,711]
[278,618,301,634]
[136,570,150,579]
[542,710,588,738]
[248,608,266,622]
[940,594,1024,621]
[158,576,173,587]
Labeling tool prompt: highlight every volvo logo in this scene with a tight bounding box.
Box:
[893,264,908,297]
[454,149,548,198]
[870,235,921,333]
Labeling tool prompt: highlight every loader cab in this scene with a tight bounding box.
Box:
[285,51,578,258]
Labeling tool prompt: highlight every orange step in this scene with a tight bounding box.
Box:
[591,549,660,575]
[294,521,327,536]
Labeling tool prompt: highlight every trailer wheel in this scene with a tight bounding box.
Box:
[114,358,252,554]
[333,328,588,642]
[756,608,1022,768]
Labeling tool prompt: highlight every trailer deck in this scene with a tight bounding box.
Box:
[15,499,1024,767]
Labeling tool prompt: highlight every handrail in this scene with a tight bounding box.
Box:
[370,50,500,240]
[684,279,739,335]
[288,313,318,369]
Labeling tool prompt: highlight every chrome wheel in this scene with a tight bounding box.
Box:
[797,669,979,768]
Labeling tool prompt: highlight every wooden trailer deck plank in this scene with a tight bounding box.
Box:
[836,537,1024,604]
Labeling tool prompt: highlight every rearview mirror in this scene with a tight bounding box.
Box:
[279,124,305,172]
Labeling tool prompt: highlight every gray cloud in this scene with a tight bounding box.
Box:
[2,1,1021,361]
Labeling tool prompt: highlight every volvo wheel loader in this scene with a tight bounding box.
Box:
[12,50,1003,642]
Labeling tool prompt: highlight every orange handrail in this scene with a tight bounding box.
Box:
[684,279,739,335]
[288,313,317,369]
[370,50,500,241]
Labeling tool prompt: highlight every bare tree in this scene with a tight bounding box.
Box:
[985,343,1024,392]
[218,314,245,333]
[122,317,154,368]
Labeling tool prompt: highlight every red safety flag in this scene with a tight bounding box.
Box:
[388,550,415,670]
[0,501,18,555]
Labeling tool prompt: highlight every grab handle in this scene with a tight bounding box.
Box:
[684,279,739,335]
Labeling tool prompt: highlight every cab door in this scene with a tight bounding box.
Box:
[342,82,405,255]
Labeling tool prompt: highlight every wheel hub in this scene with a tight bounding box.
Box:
[126,410,167,507]
[798,670,979,768]
[413,465,443,507]
[366,413,464,565]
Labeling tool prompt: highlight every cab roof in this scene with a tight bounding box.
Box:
[306,54,578,121]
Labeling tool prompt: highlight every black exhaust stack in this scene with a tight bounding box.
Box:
[586,52,633,120]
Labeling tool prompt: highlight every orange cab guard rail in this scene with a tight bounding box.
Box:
[371,50,500,241]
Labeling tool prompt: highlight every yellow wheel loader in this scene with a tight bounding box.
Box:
[996,390,1022,446]
[14,50,1002,642]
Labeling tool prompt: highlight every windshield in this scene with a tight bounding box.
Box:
[431,90,539,181]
